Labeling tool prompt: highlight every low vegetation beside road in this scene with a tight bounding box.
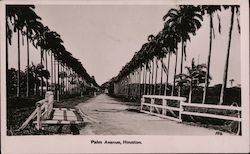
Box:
[7,95,92,136]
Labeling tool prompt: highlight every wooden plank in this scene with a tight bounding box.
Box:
[140,110,182,122]
[53,115,64,120]
[36,103,41,130]
[54,108,76,111]
[181,111,241,122]
[181,102,241,111]
[18,108,38,130]
[67,116,78,121]
[154,106,161,114]
[33,120,83,125]
[143,95,186,101]
[63,110,67,121]
[66,111,76,116]
[162,99,167,115]
[142,103,181,111]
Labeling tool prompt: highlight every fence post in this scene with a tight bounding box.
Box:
[45,91,53,119]
[150,98,154,113]
[46,91,54,118]
[57,90,60,102]
[162,99,167,116]
[36,102,42,130]
[44,93,49,119]
[179,101,183,122]
[141,97,145,111]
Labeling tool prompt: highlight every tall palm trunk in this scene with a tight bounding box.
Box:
[133,72,135,97]
[188,79,193,103]
[137,69,139,97]
[154,58,158,95]
[144,65,147,95]
[63,66,65,94]
[69,69,71,94]
[142,64,145,95]
[51,53,53,91]
[160,58,163,95]
[135,70,138,97]
[54,56,56,94]
[202,14,213,104]
[131,72,134,97]
[150,58,154,95]
[45,51,48,91]
[219,7,235,105]
[26,35,29,97]
[178,40,185,97]
[17,29,21,97]
[40,48,43,96]
[133,72,136,97]
[148,61,151,95]
[34,74,38,95]
[171,47,178,96]
[128,74,130,97]
[6,22,9,96]
[139,67,142,98]
[57,60,60,102]
[66,67,68,94]
[59,64,62,95]
[164,53,171,96]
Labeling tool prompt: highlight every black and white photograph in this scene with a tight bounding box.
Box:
[1,0,249,153]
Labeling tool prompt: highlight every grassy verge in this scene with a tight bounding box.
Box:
[7,95,92,136]
[182,118,240,135]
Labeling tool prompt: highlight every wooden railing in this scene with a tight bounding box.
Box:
[35,91,54,130]
[141,95,241,125]
[180,102,241,122]
[141,95,186,122]
[18,91,54,130]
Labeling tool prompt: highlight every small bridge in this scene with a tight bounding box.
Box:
[19,91,84,134]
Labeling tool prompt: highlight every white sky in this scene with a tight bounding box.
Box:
[8,5,241,86]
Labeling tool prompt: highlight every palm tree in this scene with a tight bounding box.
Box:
[176,58,208,103]
[163,5,203,96]
[22,6,42,97]
[161,27,180,96]
[201,5,222,104]
[219,5,240,105]
[25,20,43,96]
[147,34,155,95]
[44,30,64,97]
[17,29,21,96]
[6,5,42,97]
[153,33,166,95]
[6,6,17,97]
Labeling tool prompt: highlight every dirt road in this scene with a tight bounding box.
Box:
[77,94,230,135]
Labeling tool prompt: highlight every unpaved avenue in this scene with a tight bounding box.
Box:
[77,94,229,135]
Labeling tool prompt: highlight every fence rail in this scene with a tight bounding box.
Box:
[180,102,241,122]
[141,95,242,125]
[141,95,186,122]
[18,91,54,130]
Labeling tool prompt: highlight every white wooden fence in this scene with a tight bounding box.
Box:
[141,95,241,123]
[141,95,186,122]
[18,91,54,130]
[180,102,241,122]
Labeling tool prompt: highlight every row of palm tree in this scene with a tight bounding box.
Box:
[108,5,240,105]
[6,5,99,99]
